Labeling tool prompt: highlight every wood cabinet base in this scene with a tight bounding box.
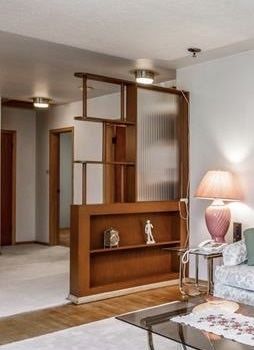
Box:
[70,201,187,300]
[68,278,178,304]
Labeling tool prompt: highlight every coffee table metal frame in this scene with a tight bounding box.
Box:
[117,297,251,350]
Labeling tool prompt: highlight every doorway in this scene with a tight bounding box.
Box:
[49,127,74,246]
[1,130,16,246]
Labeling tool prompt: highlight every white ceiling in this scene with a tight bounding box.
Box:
[1,0,254,62]
[0,31,175,104]
[1,0,254,103]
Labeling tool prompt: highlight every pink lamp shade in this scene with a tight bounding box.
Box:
[195,170,241,242]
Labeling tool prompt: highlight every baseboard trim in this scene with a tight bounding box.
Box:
[35,241,50,246]
[15,241,50,246]
[15,240,36,245]
[69,279,179,304]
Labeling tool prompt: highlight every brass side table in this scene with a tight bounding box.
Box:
[164,247,223,297]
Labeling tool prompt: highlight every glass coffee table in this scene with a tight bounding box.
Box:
[117,297,253,350]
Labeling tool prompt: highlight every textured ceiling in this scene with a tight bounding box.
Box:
[0,31,175,104]
[1,0,254,62]
[1,0,254,103]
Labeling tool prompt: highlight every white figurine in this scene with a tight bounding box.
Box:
[145,220,155,244]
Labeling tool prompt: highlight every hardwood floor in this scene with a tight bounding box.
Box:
[0,285,181,346]
[59,228,70,247]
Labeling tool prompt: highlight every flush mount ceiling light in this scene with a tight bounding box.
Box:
[134,69,155,85]
[187,47,202,58]
[32,97,51,109]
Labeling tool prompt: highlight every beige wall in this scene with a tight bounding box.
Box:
[1,107,36,242]
[59,132,73,228]
[177,50,254,278]
[1,89,181,244]
[36,94,119,243]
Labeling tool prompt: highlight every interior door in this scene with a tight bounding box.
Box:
[49,127,73,246]
[1,130,15,245]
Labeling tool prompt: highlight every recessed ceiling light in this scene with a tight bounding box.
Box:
[33,97,51,109]
[134,69,155,85]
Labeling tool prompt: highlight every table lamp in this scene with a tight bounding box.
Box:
[195,170,241,242]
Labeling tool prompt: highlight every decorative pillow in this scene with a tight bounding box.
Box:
[244,228,254,266]
[223,240,247,266]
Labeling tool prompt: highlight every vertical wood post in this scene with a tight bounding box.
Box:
[82,163,87,204]
[82,75,87,118]
[121,82,125,121]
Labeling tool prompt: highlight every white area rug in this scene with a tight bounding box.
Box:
[0,317,178,350]
[0,244,69,317]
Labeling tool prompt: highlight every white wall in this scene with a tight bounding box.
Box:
[59,132,72,228]
[177,50,254,277]
[87,91,121,119]
[1,107,36,242]
[36,93,119,243]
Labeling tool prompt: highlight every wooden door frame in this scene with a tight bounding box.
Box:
[1,129,16,245]
[49,127,74,245]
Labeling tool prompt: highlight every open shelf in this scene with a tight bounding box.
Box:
[74,116,135,126]
[71,201,187,299]
[74,73,137,204]
[90,240,180,254]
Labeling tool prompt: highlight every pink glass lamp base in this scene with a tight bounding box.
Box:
[205,200,230,243]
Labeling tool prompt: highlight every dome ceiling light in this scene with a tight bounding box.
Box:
[32,97,51,109]
[134,69,155,85]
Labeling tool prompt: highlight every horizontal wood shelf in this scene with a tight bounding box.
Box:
[74,116,135,126]
[74,201,180,215]
[74,160,135,166]
[74,72,187,96]
[74,72,134,85]
[90,241,181,254]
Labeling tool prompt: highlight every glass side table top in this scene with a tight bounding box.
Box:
[117,297,253,350]
[164,246,223,258]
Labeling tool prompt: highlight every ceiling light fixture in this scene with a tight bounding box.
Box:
[188,48,201,58]
[32,97,51,109]
[134,69,155,85]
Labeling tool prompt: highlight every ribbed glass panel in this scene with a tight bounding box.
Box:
[137,88,179,201]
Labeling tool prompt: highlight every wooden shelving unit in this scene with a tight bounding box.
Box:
[73,72,189,205]
[69,72,189,304]
[70,201,187,301]
[88,272,179,294]
[74,160,135,166]
[90,240,181,254]
[89,272,179,292]
[74,72,137,204]
[74,116,135,126]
